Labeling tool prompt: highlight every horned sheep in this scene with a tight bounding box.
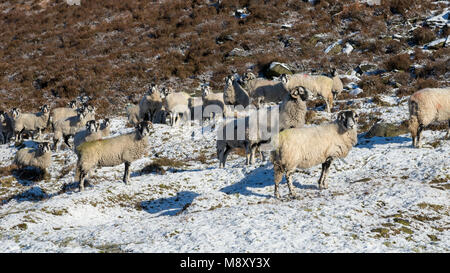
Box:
[278,86,310,132]
[202,85,226,119]
[14,142,52,172]
[242,72,289,107]
[12,105,50,141]
[139,85,164,123]
[48,100,78,130]
[408,87,450,148]
[271,110,358,198]
[53,108,92,150]
[75,121,153,191]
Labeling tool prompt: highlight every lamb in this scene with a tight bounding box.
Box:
[408,87,450,148]
[278,86,310,132]
[202,85,226,119]
[163,91,190,126]
[12,105,50,141]
[75,121,153,191]
[14,142,52,172]
[223,75,251,112]
[281,73,334,112]
[271,110,358,198]
[242,73,289,107]
[53,108,92,150]
[48,100,77,130]
[331,69,344,99]
[139,85,164,123]
[0,111,14,144]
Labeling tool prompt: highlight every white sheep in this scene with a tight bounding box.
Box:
[242,74,289,107]
[281,73,334,112]
[223,75,251,116]
[331,69,344,99]
[189,96,203,123]
[126,104,140,126]
[73,120,100,149]
[53,108,92,150]
[408,87,450,148]
[271,110,358,198]
[99,118,111,137]
[279,86,310,132]
[163,91,190,126]
[139,85,164,123]
[12,105,50,141]
[48,100,77,130]
[75,121,153,191]
[14,142,52,172]
[202,85,226,120]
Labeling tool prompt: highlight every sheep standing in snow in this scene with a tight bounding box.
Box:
[408,88,450,148]
[75,121,153,191]
[73,120,100,149]
[0,111,14,144]
[223,75,251,109]
[12,105,50,141]
[126,104,140,126]
[139,85,164,123]
[202,85,226,120]
[48,100,78,130]
[281,73,334,112]
[53,108,92,150]
[14,142,52,173]
[279,86,310,132]
[242,73,289,108]
[331,69,344,99]
[163,90,190,126]
[99,118,111,137]
[271,110,358,198]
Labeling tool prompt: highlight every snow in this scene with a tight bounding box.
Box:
[0,99,449,253]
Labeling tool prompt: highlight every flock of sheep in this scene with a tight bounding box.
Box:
[0,68,449,198]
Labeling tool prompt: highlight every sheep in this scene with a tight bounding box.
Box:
[12,105,50,141]
[281,73,334,112]
[75,121,153,191]
[242,74,289,107]
[139,85,164,123]
[48,100,77,130]
[278,86,310,132]
[126,103,140,126]
[216,108,276,167]
[163,90,190,126]
[99,118,111,137]
[0,110,14,144]
[271,110,359,198]
[202,85,226,120]
[73,120,100,149]
[53,108,92,150]
[331,69,344,99]
[408,87,450,148]
[14,142,52,172]
[189,96,203,123]
[223,75,251,114]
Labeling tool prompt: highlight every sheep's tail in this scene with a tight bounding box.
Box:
[408,99,419,116]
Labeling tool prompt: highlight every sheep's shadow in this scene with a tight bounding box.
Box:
[140,191,200,216]
[220,164,317,198]
[1,186,47,205]
[357,135,411,149]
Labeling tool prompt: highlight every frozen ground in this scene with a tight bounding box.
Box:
[0,98,448,253]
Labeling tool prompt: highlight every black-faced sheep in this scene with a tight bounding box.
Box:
[75,121,153,191]
[279,86,310,132]
[271,110,359,198]
[14,142,52,173]
[53,108,92,150]
[12,105,50,141]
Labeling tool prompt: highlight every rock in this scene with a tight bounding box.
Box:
[324,40,343,54]
[424,36,449,50]
[264,62,294,78]
[364,122,409,138]
[342,43,354,55]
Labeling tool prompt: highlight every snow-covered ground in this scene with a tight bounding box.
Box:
[0,98,448,253]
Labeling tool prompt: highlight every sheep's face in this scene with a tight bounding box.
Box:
[337,110,358,130]
[225,75,234,87]
[148,84,159,95]
[137,121,153,138]
[11,108,20,118]
[39,142,51,153]
[202,85,211,97]
[69,101,77,109]
[0,111,5,123]
[290,87,309,101]
[102,118,111,128]
[86,120,98,133]
[242,72,256,83]
[41,105,49,113]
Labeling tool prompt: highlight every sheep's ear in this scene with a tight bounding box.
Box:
[38,143,43,149]
[337,111,345,122]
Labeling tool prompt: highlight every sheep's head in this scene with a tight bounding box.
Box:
[69,100,77,109]
[242,71,256,83]
[11,108,20,118]
[38,142,51,153]
[148,84,159,95]
[41,104,49,113]
[136,121,153,138]
[201,85,211,98]
[225,75,234,87]
[290,86,309,101]
[0,111,5,123]
[102,118,111,129]
[161,87,173,97]
[337,110,358,131]
[85,120,98,133]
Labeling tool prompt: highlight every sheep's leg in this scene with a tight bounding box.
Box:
[445,120,450,139]
[250,144,257,165]
[78,168,87,192]
[123,162,130,184]
[63,135,72,149]
[285,170,296,198]
[318,158,333,190]
[416,125,424,148]
[273,164,283,199]
[222,146,232,168]
[244,144,251,165]
[53,138,59,151]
